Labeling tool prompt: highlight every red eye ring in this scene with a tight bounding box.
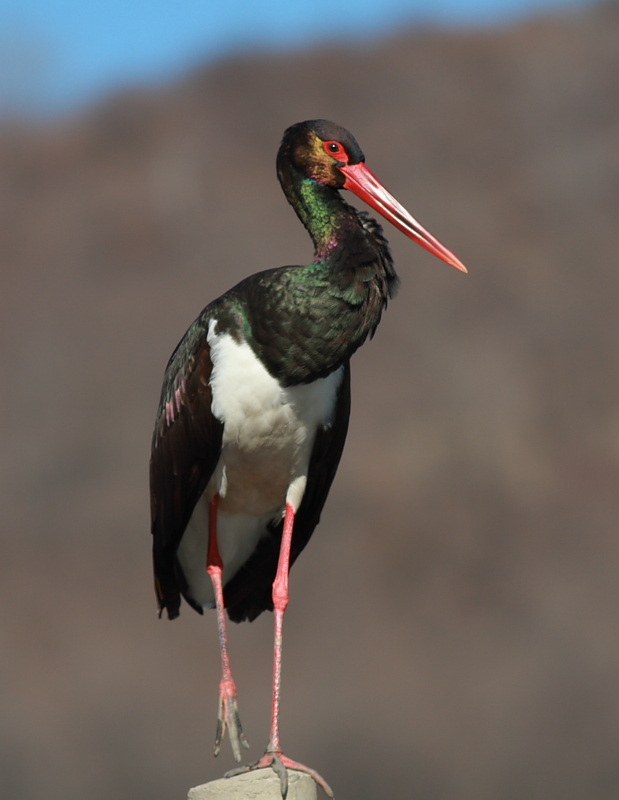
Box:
[322,140,348,163]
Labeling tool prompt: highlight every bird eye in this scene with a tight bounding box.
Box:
[322,140,348,162]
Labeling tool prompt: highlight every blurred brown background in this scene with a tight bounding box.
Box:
[2,3,619,799]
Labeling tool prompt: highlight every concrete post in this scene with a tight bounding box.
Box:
[188,768,318,800]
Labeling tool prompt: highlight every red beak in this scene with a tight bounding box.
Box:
[339,162,467,273]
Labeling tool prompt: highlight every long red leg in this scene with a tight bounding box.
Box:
[267,500,293,754]
[227,503,333,798]
[206,493,249,762]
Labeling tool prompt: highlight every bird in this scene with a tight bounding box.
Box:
[150,119,466,798]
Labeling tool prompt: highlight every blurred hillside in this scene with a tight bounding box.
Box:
[1,3,619,799]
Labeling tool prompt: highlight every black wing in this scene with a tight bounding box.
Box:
[224,361,352,623]
[150,320,223,619]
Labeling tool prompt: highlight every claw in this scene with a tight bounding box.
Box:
[269,754,289,798]
[214,679,249,762]
[226,748,333,799]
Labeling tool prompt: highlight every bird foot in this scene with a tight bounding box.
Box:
[225,748,334,799]
[214,678,249,762]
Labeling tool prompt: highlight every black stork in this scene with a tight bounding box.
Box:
[150,119,466,798]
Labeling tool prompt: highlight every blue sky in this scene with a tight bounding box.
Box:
[0,0,591,117]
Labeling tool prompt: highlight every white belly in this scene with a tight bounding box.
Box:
[177,322,344,607]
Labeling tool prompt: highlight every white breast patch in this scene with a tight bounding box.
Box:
[176,320,344,606]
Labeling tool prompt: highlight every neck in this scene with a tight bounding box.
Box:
[278,160,359,262]
[235,156,399,384]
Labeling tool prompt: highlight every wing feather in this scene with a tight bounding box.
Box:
[150,322,223,619]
